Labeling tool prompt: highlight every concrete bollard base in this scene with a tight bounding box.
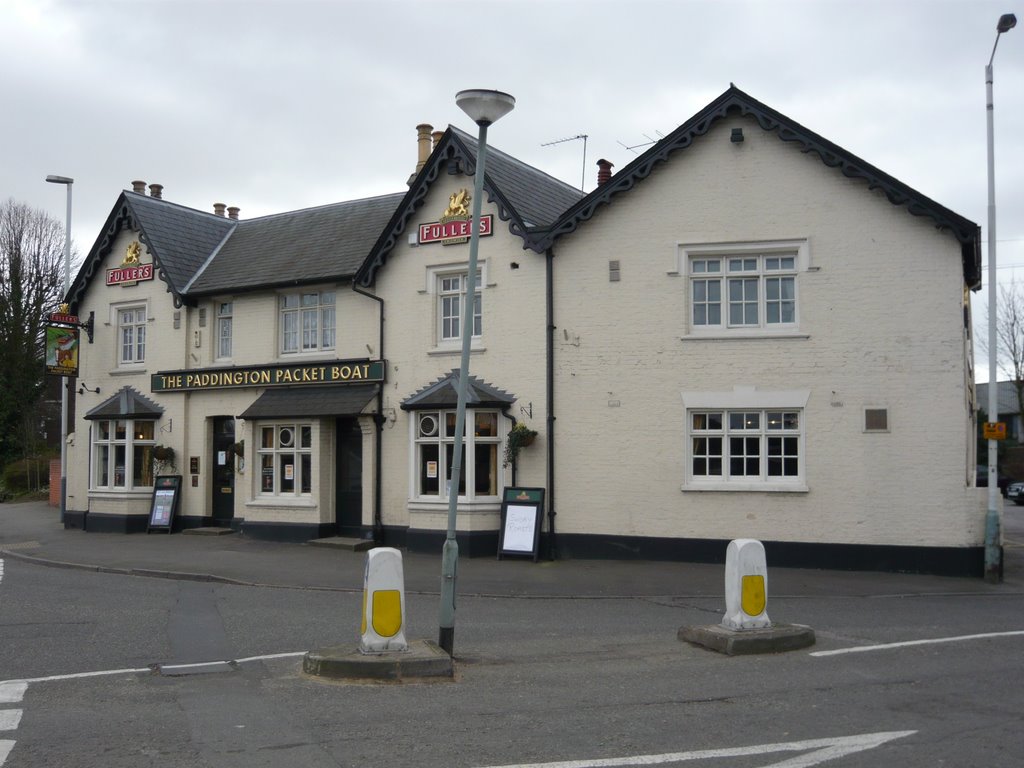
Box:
[678,623,816,656]
[303,638,454,681]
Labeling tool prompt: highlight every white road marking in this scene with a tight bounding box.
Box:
[0,712,21,733]
[0,741,13,765]
[0,684,26,705]
[473,731,917,768]
[810,630,1024,657]
[0,650,308,687]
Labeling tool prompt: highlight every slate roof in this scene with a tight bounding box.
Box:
[84,386,164,420]
[238,383,379,419]
[400,369,516,410]
[187,194,405,296]
[68,191,235,311]
[356,126,584,286]
[535,85,982,288]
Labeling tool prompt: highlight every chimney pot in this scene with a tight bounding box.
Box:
[213,203,226,217]
[415,123,433,173]
[148,183,163,199]
[432,130,444,150]
[596,158,614,186]
[227,206,240,220]
[131,180,147,194]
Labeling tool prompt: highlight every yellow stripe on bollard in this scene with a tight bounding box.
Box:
[741,574,766,617]
[371,590,403,637]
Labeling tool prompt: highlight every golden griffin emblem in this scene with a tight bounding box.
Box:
[123,241,141,265]
[442,189,471,219]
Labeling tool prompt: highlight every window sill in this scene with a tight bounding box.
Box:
[110,367,148,376]
[682,482,808,493]
[88,489,153,499]
[428,344,486,357]
[681,331,809,341]
[408,499,500,513]
[246,497,316,509]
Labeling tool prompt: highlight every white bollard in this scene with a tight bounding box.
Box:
[359,547,409,653]
[722,539,771,630]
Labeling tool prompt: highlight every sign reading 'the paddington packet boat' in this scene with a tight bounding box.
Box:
[152,359,386,392]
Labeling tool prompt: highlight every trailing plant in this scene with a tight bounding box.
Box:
[503,422,538,467]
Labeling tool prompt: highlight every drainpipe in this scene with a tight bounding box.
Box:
[353,283,385,545]
[546,247,558,560]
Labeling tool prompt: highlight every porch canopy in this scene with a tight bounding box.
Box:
[238,384,378,420]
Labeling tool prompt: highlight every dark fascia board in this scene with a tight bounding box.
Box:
[533,85,982,289]
[188,274,354,299]
[355,128,531,288]
[67,193,192,313]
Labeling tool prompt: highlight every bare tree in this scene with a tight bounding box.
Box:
[0,198,67,469]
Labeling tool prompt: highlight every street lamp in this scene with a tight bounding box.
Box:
[985,13,1015,583]
[46,174,73,525]
[438,89,515,656]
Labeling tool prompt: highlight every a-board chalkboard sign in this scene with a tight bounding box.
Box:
[147,475,182,533]
[498,487,545,562]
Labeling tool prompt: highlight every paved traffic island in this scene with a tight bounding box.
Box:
[678,623,816,655]
[303,639,454,681]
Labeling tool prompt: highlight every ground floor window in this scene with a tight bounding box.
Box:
[690,409,801,483]
[258,423,312,496]
[414,409,501,500]
[92,419,156,490]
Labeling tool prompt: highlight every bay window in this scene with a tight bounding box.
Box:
[92,419,156,489]
[414,410,501,500]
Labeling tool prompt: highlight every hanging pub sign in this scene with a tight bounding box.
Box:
[418,188,493,246]
[45,324,80,376]
[106,241,155,286]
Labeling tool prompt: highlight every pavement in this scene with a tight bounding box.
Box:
[2,499,1023,600]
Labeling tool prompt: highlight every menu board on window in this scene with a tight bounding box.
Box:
[498,487,545,562]
[147,475,182,533]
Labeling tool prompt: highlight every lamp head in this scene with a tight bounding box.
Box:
[46,175,74,185]
[455,89,515,127]
[997,13,1016,33]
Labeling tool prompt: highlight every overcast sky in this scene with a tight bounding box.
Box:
[3,0,1022,380]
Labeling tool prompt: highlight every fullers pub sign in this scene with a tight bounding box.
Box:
[152,359,386,392]
[108,241,154,286]
[418,189,493,246]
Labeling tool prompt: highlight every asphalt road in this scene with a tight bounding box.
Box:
[1,502,1023,767]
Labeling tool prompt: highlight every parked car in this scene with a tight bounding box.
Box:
[1007,481,1024,505]
[977,465,1014,496]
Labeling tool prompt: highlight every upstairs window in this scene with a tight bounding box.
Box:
[439,271,482,343]
[280,291,335,354]
[216,301,233,359]
[690,254,797,330]
[117,305,147,365]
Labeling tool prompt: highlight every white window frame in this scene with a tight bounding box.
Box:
[410,409,503,502]
[681,388,809,492]
[116,304,148,366]
[422,262,489,351]
[679,241,809,338]
[279,290,336,356]
[91,419,156,491]
[216,300,233,360]
[257,423,313,497]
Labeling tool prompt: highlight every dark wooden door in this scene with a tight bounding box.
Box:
[335,417,362,535]
[212,417,235,523]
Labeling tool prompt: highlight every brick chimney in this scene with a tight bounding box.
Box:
[227,206,240,220]
[213,203,226,217]
[148,183,163,199]
[596,159,614,186]
[131,180,146,194]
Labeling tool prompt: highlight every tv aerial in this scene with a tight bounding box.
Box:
[542,134,588,191]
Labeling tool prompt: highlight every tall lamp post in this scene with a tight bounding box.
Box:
[438,89,515,656]
[985,13,1016,583]
[46,174,73,525]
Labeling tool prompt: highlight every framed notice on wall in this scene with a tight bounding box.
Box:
[147,475,182,533]
[498,487,545,562]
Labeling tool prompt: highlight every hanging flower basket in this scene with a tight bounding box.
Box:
[152,445,175,462]
[503,423,538,467]
[229,440,244,458]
